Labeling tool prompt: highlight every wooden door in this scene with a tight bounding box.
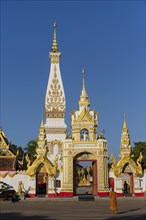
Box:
[130,173,133,194]
[36,172,48,196]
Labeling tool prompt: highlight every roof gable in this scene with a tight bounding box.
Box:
[77,108,92,123]
[0,130,15,157]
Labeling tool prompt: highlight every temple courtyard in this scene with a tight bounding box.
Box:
[0,197,146,220]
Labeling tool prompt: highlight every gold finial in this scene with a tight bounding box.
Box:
[53,21,57,41]
[82,67,85,89]
[54,21,56,29]
[52,21,58,52]
[123,113,128,129]
[82,67,85,75]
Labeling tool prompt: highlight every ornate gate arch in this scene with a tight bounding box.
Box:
[73,151,97,196]
[36,163,48,197]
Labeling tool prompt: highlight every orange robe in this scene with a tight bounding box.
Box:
[109,191,117,212]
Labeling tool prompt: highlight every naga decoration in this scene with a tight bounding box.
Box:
[25,154,32,168]
[110,152,143,177]
[26,153,58,178]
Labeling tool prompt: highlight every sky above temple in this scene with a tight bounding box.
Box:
[1,1,145,159]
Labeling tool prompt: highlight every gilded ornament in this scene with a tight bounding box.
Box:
[50,54,60,63]
[51,21,58,52]
[98,150,103,156]
[110,153,117,169]
[76,108,93,123]
[8,172,17,178]
[45,65,65,118]
[110,152,143,177]
[26,153,58,178]
[0,172,8,178]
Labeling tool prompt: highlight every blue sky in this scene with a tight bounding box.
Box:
[1,0,145,160]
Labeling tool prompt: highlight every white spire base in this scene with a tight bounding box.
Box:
[45,118,67,141]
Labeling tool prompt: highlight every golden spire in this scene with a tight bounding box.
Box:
[52,21,58,52]
[123,113,128,129]
[120,113,131,153]
[78,67,90,108]
[81,67,87,96]
[40,119,44,131]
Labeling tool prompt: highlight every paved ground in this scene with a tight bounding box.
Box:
[0,197,146,220]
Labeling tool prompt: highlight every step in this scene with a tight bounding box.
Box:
[78,195,95,201]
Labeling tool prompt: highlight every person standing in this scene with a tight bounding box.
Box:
[123,181,128,195]
[109,188,117,214]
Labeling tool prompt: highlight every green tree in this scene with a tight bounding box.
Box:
[17,147,24,160]
[131,142,146,169]
[9,143,17,155]
[9,144,24,160]
[24,140,38,164]
[8,143,24,170]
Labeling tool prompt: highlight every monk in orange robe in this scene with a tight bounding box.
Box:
[109,188,117,214]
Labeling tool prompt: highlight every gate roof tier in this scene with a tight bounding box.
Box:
[26,154,58,178]
[110,116,143,178]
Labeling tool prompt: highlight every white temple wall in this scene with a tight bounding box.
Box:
[0,173,31,193]
[1,170,146,196]
[142,170,146,192]
[108,170,115,179]
[115,178,122,192]
[48,172,63,194]
[109,172,122,193]
[133,177,145,194]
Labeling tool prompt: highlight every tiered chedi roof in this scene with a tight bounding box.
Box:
[120,114,131,155]
[78,67,90,111]
[71,68,98,142]
[44,22,67,141]
[36,120,47,156]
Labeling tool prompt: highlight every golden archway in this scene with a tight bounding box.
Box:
[73,151,97,196]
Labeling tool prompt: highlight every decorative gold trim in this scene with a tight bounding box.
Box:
[76,107,93,123]
[45,112,65,118]
[50,54,60,64]
[0,172,8,178]
[8,172,17,178]
[45,65,65,117]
